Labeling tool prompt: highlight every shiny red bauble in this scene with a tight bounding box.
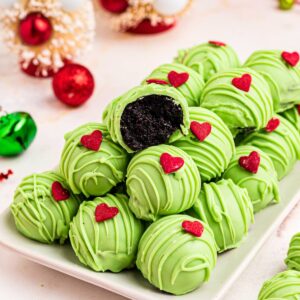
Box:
[19,12,52,46]
[100,0,129,14]
[127,19,176,34]
[52,63,95,107]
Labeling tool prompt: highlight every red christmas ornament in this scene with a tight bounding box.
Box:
[127,19,176,34]
[160,153,184,174]
[95,203,119,222]
[19,12,53,46]
[100,0,129,14]
[239,151,261,174]
[52,63,95,107]
[81,130,103,151]
[182,220,204,237]
[232,74,252,92]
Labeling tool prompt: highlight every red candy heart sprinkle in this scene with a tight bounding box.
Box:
[239,151,261,174]
[146,78,169,85]
[209,40,226,47]
[265,117,280,132]
[51,181,70,201]
[232,74,252,92]
[95,203,119,222]
[182,220,204,237]
[297,105,300,115]
[80,130,103,151]
[0,169,13,182]
[168,71,189,88]
[281,51,300,67]
[160,153,184,174]
[190,121,212,142]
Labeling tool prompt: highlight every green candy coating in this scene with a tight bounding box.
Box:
[174,42,240,82]
[170,107,235,182]
[69,194,144,272]
[59,123,129,198]
[200,68,274,136]
[223,145,280,213]
[126,145,201,221]
[240,115,300,180]
[245,50,300,111]
[143,63,205,106]
[11,171,80,244]
[258,270,300,300]
[190,179,254,252]
[280,106,300,133]
[0,112,37,156]
[285,232,300,271]
[136,214,217,295]
[102,84,190,153]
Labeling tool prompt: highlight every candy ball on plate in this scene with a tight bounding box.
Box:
[170,107,235,182]
[200,68,274,137]
[245,50,300,112]
[69,193,144,272]
[174,40,240,82]
[190,179,254,252]
[136,214,217,295]
[143,63,205,106]
[240,115,300,180]
[223,145,280,213]
[59,123,129,198]
[280,105,300,133]
[258,270,300,300]
[102,84,189,153]
[11,171,80,244]
[126,144,200,221]
[285,232,300,271]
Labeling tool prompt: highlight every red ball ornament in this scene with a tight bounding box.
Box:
[52,63,95,107]
[100,0,129,14]
[20,60,55,78]
[19,12,53,46]
[127,19,176,34]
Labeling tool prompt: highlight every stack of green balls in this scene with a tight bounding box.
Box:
[10,40,300,296]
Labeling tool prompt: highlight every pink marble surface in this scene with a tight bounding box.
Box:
[1,0,300,299]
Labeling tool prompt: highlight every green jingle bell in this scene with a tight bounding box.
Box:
[279,0,295,10]
[0,112,37,156]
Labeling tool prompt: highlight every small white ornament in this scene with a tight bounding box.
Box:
[153,0,189,16]
[0,0,15,8]
[60,0,87,10]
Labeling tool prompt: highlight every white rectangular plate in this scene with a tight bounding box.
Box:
[1,163,300,300]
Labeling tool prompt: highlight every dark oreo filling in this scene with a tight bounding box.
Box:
[120,94,183,151]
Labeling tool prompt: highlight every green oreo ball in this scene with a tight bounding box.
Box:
[136,215,217,295]
[11,171,80,244]
[59,122,129,198]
